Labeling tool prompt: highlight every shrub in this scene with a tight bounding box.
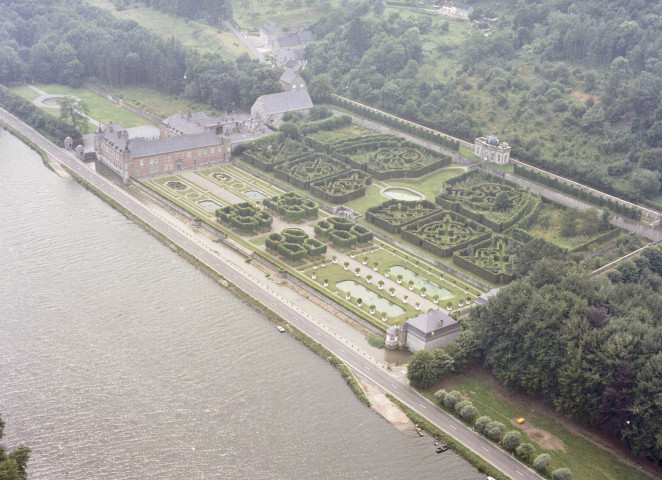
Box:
[433,389,448,405]
[459,404,479,424]
[551,468,574,480]
[515,443,536,462]
[454,400,472,415]
[443,390,463,410]
[474,416,491,434]
[533,453,551,472]
[485,421,506,442]
[501,431,522,451]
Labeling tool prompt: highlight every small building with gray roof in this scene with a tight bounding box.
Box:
[385,309,461,352]
[279,69,306,91]
[251,89,313,127]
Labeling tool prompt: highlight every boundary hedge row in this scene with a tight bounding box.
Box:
[513,163,642,220]
[329,96,461,151]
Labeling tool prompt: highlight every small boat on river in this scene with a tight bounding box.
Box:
[436,445,449,453]
[277,325,286,333]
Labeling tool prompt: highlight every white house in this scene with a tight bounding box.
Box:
[385,310,461,352]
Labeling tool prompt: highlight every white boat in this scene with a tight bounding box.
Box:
[277,325,286,333]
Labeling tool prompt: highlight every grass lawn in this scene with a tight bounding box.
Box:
[89,0,248,58]
[11,83,151,129]
[305,123,373,144]
[8,85,40,102]
[433,367,652,480]
[95,84,222,119]
[387,166,466,199]
[527,205,609,251]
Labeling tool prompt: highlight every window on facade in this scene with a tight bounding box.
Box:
[140,159,143,167]
[187,152,191,158]
[210,147,215,154]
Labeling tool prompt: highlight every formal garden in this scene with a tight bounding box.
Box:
[263,191,319,222]
[453,236,521,284]
[215,201,273,234]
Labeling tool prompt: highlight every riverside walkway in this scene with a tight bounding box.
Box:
[0,107,545,480]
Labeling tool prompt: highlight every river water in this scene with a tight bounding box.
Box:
[0,130,481,479]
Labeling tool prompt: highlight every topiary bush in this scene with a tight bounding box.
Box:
[434,389,448,405]
[515,443,536,462]
[501,431,522,452]
[459,404,479,424]
[443,390,463,410]
[551,468,573,480]
[474,416,491,434]
[484,421,506,442]
[533,453,551,472]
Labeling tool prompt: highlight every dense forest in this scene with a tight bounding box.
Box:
[0,0,281,111]
[408,241,662,465]
[305,0,662,205]
[112,0,232,26]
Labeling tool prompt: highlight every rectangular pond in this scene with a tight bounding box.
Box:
[336,280,405,317]
[244,189,268,201]
[198,199,222,211]
[387,265,454,300]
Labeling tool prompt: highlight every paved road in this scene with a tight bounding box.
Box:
[224,21,265,62]
[0,108,544,480]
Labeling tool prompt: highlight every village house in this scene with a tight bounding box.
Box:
[279,69,307,91]
[474,134,511,165]
[259,19,284,49]
[251,89,313,127]
[385,310,461,352]
[94,122,230,182]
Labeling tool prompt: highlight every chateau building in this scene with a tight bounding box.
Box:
[160,112,256,138]
[474,134,511,165]
[385,310,461,352]
[94,122,230,182]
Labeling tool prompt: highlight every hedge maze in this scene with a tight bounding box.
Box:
[263,192,318,222]
[310,169,372,204]
[314,216,373,248]
[240,133,312,172]
[215,202,273,234]
[436,171,538,233]
[365,199,440,233]
[265,228,327,262]
[453,236,521,284]
[274,153,350,189]
[402,211,491,258]
[331,135,452,180]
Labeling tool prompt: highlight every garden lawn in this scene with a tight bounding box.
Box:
[387,166,466,199]
[434,369,651,480]
[527,205,609,251]
[22,83,150,128]
[305,123,373,144]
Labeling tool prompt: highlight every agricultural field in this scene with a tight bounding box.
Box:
[89,0,249,58]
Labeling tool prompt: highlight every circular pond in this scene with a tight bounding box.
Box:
[382,187,424,201]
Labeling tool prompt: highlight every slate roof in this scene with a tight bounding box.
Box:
[297,30,314,43]
[255,90,313,115]
[275,34,301,48]
[261,19,282,36]
[474,288,500,305]
[162,113,208,135]
[280,69,305,86]
[129,132,223,158]
[405,309,456,336]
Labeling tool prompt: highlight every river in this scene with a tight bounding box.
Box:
[0,130,481,479]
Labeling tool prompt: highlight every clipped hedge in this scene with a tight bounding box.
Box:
[329,95,461,151]
[349,224,373,243]
[277,242,308,261]
[513,163,642,220]
[328,216,354,231]
[329,229,357,248]
[304,237,327,256]
[264,191,318,221]
[309,169,372,204]
[314,219,334,238]
[365,199,440,234]
[216,201,272,234]
[282,227,308,244]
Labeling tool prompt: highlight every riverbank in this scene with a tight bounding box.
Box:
[0,109,547,480]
